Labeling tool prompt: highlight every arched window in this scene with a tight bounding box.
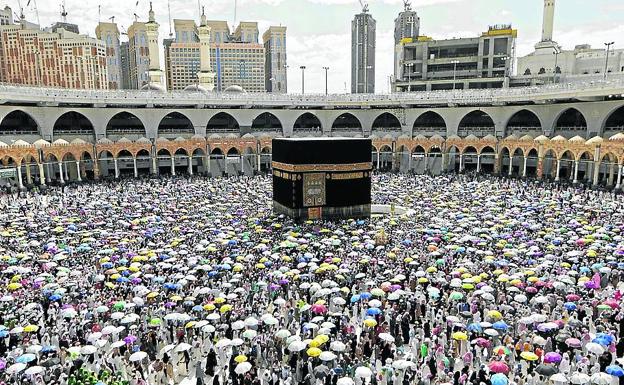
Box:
[538,68,546,74]
[523,68,531,75]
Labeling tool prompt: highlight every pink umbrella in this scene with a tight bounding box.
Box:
[566,294,580,302]
[310,304,327,314]
[472,338,491,348]
[488,361,510,374]
[565,338,582,348]
[604,299,619,309]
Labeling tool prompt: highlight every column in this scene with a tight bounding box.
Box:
[493,154,500,175]
[133,157,138,178]
[58,162,64,184]
[113,158,119,179]
[573,161,579,183]
[152,156,157,175]
[239,155,243,174]
[569,161,575,182]
[16,165,24,190]
[38,163,46,186]
[46,163,52,183]
[205,154,211,176]
[75,161,82,182]
[593,160,600,186]
[476,155,481,173]
[616,165,623,190]
[25,163,32,185]
[407,153,412,172]
[608,162,616,186]
[508,157,513,176]
[522,156,528,178]
[555,159,561,181]
[536,157,544,179]
[64,161,69,181]
[171,156,176,176]
[376,152,380,170]
[424,154,429,173]
[256,154,261,173]
[459,154,464,173]
[93,161,100,180]
[188,155,193,175]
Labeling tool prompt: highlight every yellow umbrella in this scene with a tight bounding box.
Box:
[185,321,196,329]
[309,339,321,348]
[488,310,502,320]
[171,295,183,302]
[306,347,322,357]
[417,277,429,284]
[316,334,329,344]
[520,352,538,361]
[220,304,233,313]
[7,282,22,291]
[452,332,468,341]
[24,325,38,332]
[203,304,216,311]
[214,297,226,304]
[363,319,377,327]
[235,355,248,363]
[147,292,159,299]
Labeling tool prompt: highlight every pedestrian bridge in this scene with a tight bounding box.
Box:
[0,81,622,189]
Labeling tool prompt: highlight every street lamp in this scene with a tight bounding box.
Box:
[404,62,414,93]
[451,60,460,90]
[322,66,329,95]
[604,41,615,81]
[300,66,306,94]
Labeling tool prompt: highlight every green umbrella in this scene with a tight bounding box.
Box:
[450,292,464,300]
[113,301,126,310]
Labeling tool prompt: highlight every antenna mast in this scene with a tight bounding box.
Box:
[167,0,172,37]
[233,0,237,29]
[358,0,368,13]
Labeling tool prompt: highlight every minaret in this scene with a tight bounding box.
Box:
[197,6,216,91]
[145,2,164,87]
[541,0,555,42]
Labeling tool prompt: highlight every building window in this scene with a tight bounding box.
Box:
[538,68,546,74]
[483,39,490,54]
[524,68,531,75]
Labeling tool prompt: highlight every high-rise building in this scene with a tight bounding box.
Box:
[164,19,200,91]
[394,1,419,45]
[212,42,265,92]
[96,22,123,89]
[0,19,108,89]
[206,20,230,43]
[393,25,517,92]
[517,0,624,82]
[0,6,12,25]
[50,22,79,34]
[127,21,149,89]
[120,42,131,89]
[351,8,376,94]
[234,22,259,43]
[263,26,287,93]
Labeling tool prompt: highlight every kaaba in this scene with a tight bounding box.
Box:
[272,138,372,220]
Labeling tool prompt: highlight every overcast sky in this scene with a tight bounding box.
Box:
[15,0,624,93]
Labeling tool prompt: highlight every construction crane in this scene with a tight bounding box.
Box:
[60,0,67,23]
[403,0,411,11]
[358,0,369,13]
[15,0,24,22]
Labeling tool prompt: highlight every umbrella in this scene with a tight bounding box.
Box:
[235,362,252,374]
[337,378,355,385]
[591,372,612,385]
[520,351,538,361]
[129,351,147,362]
[570,372,591,384]
[606,365,624,377]
[550,373,568,383]
[7,363,26,374]
[490,373,508,385]
[174,343,192,352]
[330,341,346,352]
[288,341,306,352]
[544,352,562,364]
[488,361,509,374]
[319,351,337,361]
[355,366,373,378]
[16,354,36,363]
[24,366,44,376]
[379,333,395,343]
[586,342,606,355]
[535,364,558,376]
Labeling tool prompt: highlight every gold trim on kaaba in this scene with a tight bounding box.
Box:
[328,172,366,180]
[272,170,299,181]
[272,161,373,173]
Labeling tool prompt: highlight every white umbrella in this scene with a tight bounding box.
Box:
[332,297,346,306]
[110,312,125,320]
[288,341,306,352]
[590,372,612,385]
[392,360,416,370]
[215,339,231,348]
[244,317,258,327]
[242,330,257,339]
[379,333,395,343]
[101,326,117,335]
[550,373,568,383]
[330,341,346,352]
[235,362,252,374]
[232,321,245,330]
[110,341,125,349]
[174,343,192,352]
[202,324,216,333]
[275,329,291,339]
[24,366,44,375]
[484,329,499,337]
[355,366,373,378]
[207,313,220,321]
[81,345,98,355]
[320,351,337,361]
[264,317,279,326]
[129,351,148,362]
[570,372,590,384]
[160,344,175,355]
[586,342,605,355]
[7,363,26,374]
[337,378,355,385]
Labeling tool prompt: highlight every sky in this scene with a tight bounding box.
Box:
[15,0,624,93]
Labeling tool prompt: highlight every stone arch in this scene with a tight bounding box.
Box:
[378,145,393,172]
[251,112,283,133]
[227,147,240,156]
[505,109,542,135]
[0,110,39,135]
[372,112,401,131]
[52,111,95,141]
[458,110,495,137]
[157,112,195,137]
[207,112,240,133]
[293,113,322,134]
[106,112,147,138]
[554,108,587,136]
[412,111,446,136]
[603,105,624,135]
[412,145,426,154]
[331,113,362,134]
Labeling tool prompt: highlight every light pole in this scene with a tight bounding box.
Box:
[604,41,615,81]
[322,66,329,95]
[404,62,414,92]
[451,60,460,90]
[500,56,510,88]
[553,49,560,84]
[300,65,306,94]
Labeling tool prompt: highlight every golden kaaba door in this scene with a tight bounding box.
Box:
[303,172,326,207]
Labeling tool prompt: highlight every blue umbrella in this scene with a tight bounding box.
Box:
[491,373,508,385]
[360,292,372,300]
[366,308,382,316]
[607,365,624,377]
[192,305,204,312]
[593,337,612,346]
[0,330,7,338]
[350,295,361,303]
[41,346,57,353]
[564,302,577,311]
[101,262,114,269]
[48,294,62,301]
[596,333,615,344]
[16,353,36,363]
[467,323,482,333]
[492,321,509,330]
[116,277,129,283]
